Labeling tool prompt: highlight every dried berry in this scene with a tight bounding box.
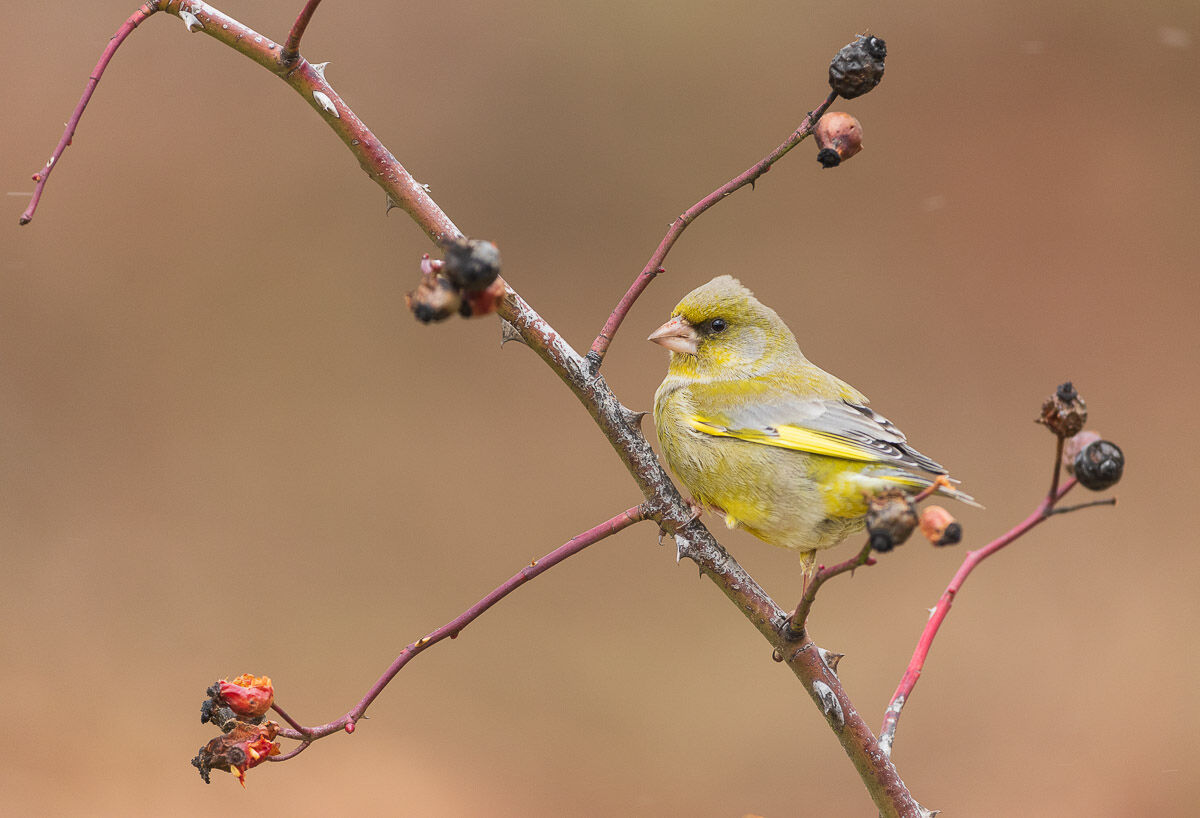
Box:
[1037,381,1088,438]
[406,272,462,323]
[1073,440,1124,491]
[866,489,917,552]
[828,35,887,99]
[217,674,274,719]
[814,111,863,168]
[461,276,506,319]
[919,505,962,546]
[442,237,502,293]
[192,721,281,786]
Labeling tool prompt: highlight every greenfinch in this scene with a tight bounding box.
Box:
[650,275,975,581]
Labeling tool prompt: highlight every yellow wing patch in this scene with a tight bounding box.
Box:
[690,417,881,463]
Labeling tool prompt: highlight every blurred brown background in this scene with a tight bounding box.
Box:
[3,1,1198,815]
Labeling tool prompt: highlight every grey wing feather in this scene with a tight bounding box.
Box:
[717,397,949,475]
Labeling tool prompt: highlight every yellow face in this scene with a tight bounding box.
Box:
[649,275,797,379]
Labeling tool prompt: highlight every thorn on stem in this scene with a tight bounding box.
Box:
[180,10,204,32]
[312,90,339,118]
[812,680,844,730]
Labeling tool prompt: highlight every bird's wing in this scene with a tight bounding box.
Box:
[690,397,948,475]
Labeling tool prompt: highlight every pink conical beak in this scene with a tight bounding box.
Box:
[648,315,699,356]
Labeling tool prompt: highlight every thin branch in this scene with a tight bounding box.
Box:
[19,3,160,225]
[784,540,875,638]
[586,90,839,370]
[269,740,311,763]
[586,266,664,372]
[280,0,323,66]
[1046,497,1116,516]
[878,478,1080,758]
[268,505,646,748]
[269,701,307,735]
[1047,433,1065,504]
[22,1,461,243]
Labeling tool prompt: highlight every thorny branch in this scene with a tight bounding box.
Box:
[20,1,459,243]
[879,389,1117,757]
[785,540,876,636]
[26,5,1119,816]
[586,91,839,371]
[266,505,647,754]
[18,2,158,226]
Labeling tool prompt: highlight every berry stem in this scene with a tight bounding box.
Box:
[784,540,876,637]
[877,478,1077,758]
[586,91,839,371]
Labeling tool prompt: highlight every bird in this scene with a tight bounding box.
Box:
[649,275,975,585]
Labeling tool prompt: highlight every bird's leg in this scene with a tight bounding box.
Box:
[782,544,875,637]
[799,549,818,590]
[781,551,820,637]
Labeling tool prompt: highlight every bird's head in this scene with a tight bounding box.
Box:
[648,275,800,379]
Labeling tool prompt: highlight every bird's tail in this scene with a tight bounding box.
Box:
[936,481,982,508]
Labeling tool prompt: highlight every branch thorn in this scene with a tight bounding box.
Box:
[312,90,339,118]
[180,10,204,32]
[499,318,526,347]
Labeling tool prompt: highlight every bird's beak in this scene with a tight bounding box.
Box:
[648,315,699,356]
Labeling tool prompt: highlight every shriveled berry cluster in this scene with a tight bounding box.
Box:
[407,237,505,323]
[192,674,280,786]
[1042,382,1125,491]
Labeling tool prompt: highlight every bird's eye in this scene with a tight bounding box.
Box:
[709,318,727,333]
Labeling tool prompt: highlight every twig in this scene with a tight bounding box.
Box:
[877,479,1080,758]
[280,0,323,66]
[19,3,159,225]
[269,740,311,763]
[22,1,461,243]
[586,91,839,370]
[270,702,307,735]
[784,540,875,638]
[1047,434,1065,504]
[1046,497,1116,516]
[267,505,646,750]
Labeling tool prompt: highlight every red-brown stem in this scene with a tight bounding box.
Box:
[586,267,663,371]
[280,0,323,66]
[19,3,159,226]
[22,1,461,243]
[878,478,1077,757]
[585,91,839,368]
[270,701,306,734]
[785,540,875,637]
[1047,433,1065,504]
[268,506,646,750]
